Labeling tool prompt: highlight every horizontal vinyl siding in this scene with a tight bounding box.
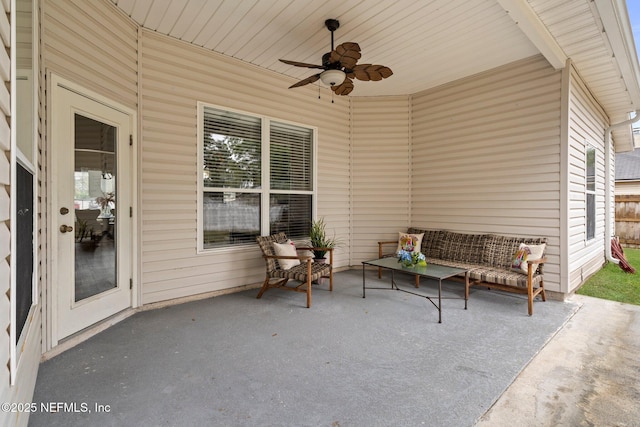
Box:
[0,0,11,416]
[42,0,138,109]
[567,65,609,292]
[410,55,562,291]
[351,96,410,263]
[140,30,350,304]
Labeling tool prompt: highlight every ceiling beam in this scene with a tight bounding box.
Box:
[496,0,567,70]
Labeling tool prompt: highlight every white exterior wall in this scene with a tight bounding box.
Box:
[139,30,351,304]
[42,0,138,109]
[566,64,610,291]
[351,96,410,262]
[409,55,563,292]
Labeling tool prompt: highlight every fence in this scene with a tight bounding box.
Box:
[615,195,640,248]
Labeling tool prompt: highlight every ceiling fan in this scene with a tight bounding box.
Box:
[279,19,393,96]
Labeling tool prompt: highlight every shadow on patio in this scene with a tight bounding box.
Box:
[29,269,578,426]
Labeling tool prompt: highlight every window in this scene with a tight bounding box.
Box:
[199,105,315,249]
[586,144,596,241]
[15,163,33,343]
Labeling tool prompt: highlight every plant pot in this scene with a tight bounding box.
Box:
[313,257,326,264]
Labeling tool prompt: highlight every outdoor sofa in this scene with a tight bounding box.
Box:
[378,228,547,315]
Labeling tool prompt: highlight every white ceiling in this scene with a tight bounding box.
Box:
[111,0,640,129]
[111,0,542,97]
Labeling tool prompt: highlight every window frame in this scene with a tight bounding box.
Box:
[197,102,318,253]
[9,0,39,385]
[585,143,596,242]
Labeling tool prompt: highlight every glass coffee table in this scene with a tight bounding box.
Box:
[362,257,469,323]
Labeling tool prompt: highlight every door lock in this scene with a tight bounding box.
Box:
[60,225,73,233]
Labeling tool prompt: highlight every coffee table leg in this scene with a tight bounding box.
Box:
[362,264,366,298]
[464,272,469,310]
[438,278,442,323]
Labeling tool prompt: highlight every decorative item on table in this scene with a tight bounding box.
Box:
[396,236,427,268]
[96,192,115,219]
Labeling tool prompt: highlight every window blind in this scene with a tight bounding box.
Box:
[270,121,312,191]
[203,107,261,189]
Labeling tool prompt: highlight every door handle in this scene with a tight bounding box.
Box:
[60,224,74,233]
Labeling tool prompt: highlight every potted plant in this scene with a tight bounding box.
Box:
[309,217,337,262]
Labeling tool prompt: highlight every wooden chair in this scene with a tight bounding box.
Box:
[256,232,333,308]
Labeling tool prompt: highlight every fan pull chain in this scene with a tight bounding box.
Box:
[318,85,321,100]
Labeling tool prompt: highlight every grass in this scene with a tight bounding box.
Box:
[577,247,640,306]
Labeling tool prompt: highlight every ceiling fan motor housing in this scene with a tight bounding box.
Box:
[322,52,341,69]
[325,19,339,32]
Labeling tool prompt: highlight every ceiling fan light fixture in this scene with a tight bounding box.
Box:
[319,69,346,87]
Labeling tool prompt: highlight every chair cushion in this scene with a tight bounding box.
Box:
[270,261,330,282]
[273,240,300,270]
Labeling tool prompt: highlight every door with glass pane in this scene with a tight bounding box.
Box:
[52,78,133,341]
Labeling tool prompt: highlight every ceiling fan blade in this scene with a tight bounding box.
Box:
[329,42,361,70]
[289,73,321,89]
[331,77,354,96]
[350,64,393,81]
[279,59,325,69]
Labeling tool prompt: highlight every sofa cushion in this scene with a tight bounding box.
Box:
[408,228,443,258]
[424,257,480,272]
[482,235,547,270]
[423,258,544,288]
[469,267,544,288]
[438,231,488,264]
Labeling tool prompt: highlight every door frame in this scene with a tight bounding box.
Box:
[46,73,139,350]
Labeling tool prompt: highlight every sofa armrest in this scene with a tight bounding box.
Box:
[378,241,397,258]
[527,257,547,276]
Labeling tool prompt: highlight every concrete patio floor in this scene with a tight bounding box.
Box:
[476,293,640,427]
[28,269,639,426]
